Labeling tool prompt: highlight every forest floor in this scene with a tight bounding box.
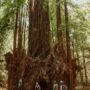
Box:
[0,87,90,90]
[0,86,90,90]
[75,86,90,90]
[0,88,6,90]
[76,87,90,90]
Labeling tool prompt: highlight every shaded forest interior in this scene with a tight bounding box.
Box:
[0,0,90,90]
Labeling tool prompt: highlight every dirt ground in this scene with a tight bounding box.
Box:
[0,88,6,90]
[0,86,90,90]
[75,86,90,90]
[77,87,90,90]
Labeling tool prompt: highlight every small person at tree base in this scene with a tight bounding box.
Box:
[35,82,41,90]
[60,81,67,90]
[53,80,58,90]
[18,79,22,90]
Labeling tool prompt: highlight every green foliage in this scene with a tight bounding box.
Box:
[0,60,7,87]
[0,0,27,51]
[0,0,27,86]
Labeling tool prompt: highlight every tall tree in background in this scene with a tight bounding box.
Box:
[56,0,69,85]
[3,6,19,89]
[56,0,65,62]
[8,7,25,90]
[64,0,74,90]
[18,9,23,52]
[8,9,19,90]
[75,36,84,87]
[81,41,88,85]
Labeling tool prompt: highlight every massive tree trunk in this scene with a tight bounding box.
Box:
[23,0,51,90]
[28,0,50,58]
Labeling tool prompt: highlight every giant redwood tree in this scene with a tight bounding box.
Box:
[5,0,82,90]
[23,0,51,89]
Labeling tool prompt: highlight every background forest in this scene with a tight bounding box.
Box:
[0,0,90,90]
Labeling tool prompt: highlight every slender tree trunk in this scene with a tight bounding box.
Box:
[82,47,88,85]
[23,18,26,48]
[88,49,90,56]
[22,6,27,48]
[56,0,65,62]
[76,49,84,88]
[72,38,75,60]
[8,10,19,90]
[75,38,84,87]
[10,8,24,90]
[64,0,74,89]
[13,11,18,54]
[18,9,23,52]
[72,37,78,88]
[56,0,69,86]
